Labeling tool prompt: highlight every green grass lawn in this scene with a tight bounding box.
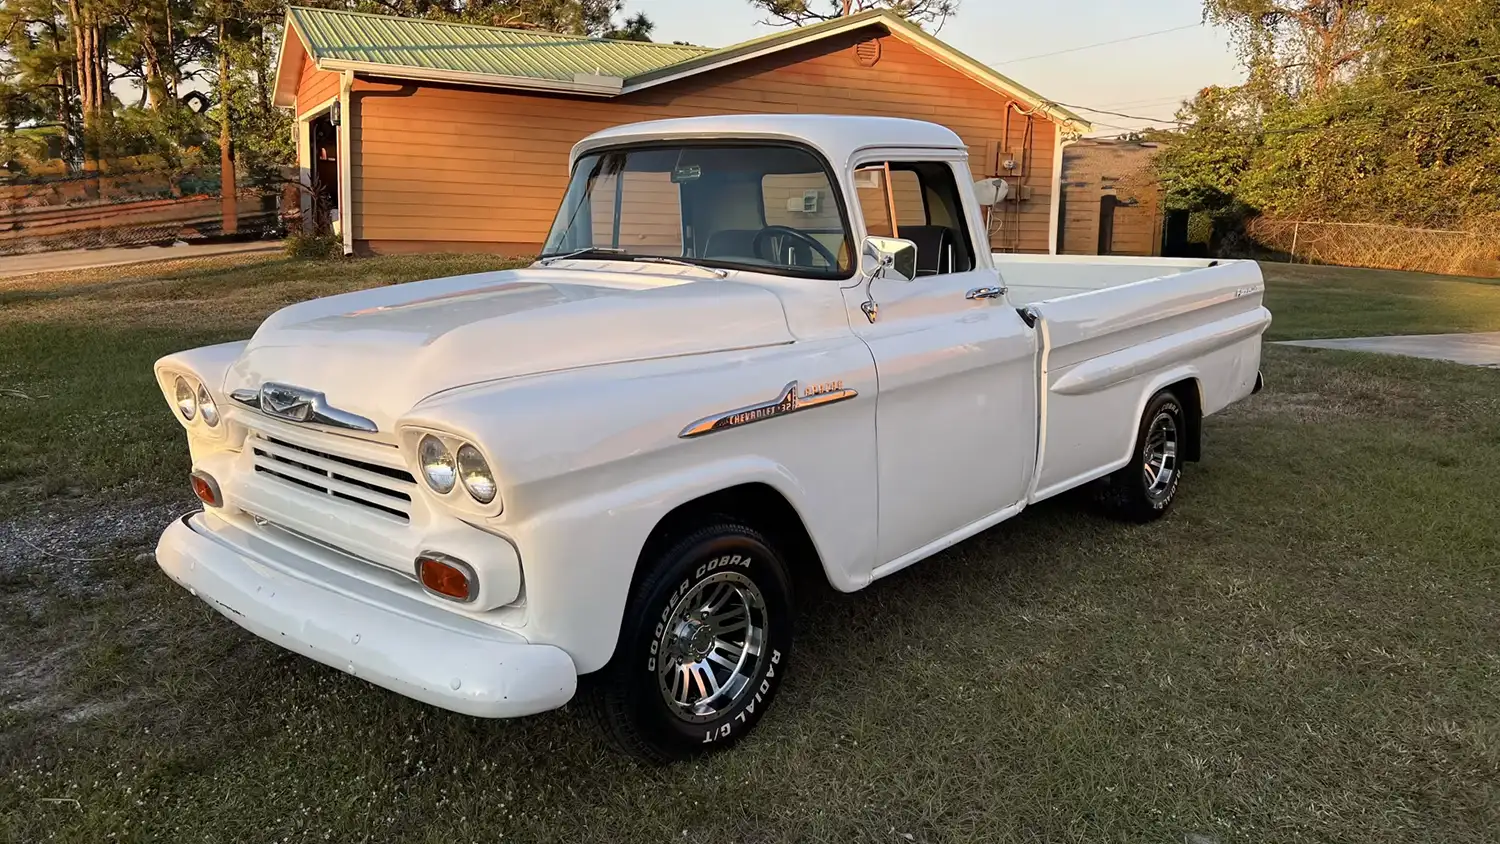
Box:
[1260,262,1500,341]
[2,257,1499,843]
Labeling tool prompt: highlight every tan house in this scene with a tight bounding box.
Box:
[1058,138,1166,257]
[272,6,1090,256]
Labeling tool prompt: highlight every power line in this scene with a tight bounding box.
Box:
[1096,93,1197,109]
[991,22,1202,65]
[1368,53,1500,77]
[1311,72,1500,108]
[1084,55,1499,115]
[1257,108,1498,136]
[1067,70,1500,129]
[1048,101,1186,125]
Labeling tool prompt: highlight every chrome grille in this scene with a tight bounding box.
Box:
[248,432,417,522]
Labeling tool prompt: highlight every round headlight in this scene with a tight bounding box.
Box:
[174,376,197,420]
[456,444,496,504]
[418,435,456,494]
[197,384,219,427]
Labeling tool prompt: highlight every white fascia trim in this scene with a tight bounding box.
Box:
[273,13,309,110]
[908,37,1092,134]
[338,71,354,256]
[317,59,623,97]
[1049,123,1070,255]
[619,17,877,95]
[619,16,1091,135]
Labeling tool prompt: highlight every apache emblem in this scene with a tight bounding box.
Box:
[679,380,858,439]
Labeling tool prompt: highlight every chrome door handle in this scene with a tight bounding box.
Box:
[966,286,1006,300]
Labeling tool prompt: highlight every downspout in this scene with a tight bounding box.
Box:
[1048,121,1076,255]
[338,70,354,256]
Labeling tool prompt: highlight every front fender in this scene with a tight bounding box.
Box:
[505,454,851,673]
[399,338,878,673]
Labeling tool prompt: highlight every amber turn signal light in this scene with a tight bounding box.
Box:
[190,471,222,508]
[417,554,476,603]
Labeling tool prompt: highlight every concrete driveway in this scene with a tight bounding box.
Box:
[1278,332,1500,368]
[0,240,282,280]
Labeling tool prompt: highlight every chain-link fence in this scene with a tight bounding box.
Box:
[1245,218,1500,278]
[0,165,292,256]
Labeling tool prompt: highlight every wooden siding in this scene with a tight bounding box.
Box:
[296,54,340,117]
[345,31,1059,254]
[1060,140,1164,257]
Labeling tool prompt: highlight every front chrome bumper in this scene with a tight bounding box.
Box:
[155,513,576,718]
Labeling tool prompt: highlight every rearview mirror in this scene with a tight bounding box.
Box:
[861,236,917,283]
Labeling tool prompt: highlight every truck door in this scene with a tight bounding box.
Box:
[840,154,1039,569]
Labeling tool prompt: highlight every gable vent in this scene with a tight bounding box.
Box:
[853,38,882,68]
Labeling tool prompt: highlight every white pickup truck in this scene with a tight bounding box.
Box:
[154,115,1269,761]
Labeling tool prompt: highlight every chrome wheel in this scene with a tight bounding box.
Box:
[655,571,767,723]
[1143,410,1179,500]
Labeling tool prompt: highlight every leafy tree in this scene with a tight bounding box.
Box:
[605,10,651,41]
[750,0,959,30]
[1160,0,1500,231]
[1204,0,1375,98]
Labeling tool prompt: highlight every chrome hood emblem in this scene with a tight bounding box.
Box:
[229,383,379,433]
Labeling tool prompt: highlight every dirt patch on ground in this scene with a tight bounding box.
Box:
[0,496,186,725]
[0,495,192,582]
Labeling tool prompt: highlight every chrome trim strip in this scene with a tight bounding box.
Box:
[679,380,859,439]
[229,383,379,433]
[243,509,417,583]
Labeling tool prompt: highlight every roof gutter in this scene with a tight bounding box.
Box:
[317,59,625,96]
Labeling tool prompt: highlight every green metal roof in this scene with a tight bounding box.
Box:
[288,6,709,82]
[284,6,1088,129]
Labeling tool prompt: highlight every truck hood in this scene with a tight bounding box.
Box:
[224,266,793,432]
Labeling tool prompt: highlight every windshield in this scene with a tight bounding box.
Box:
[541,143,854,279]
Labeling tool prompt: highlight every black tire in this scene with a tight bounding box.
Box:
[1100,390,1186,523]
[593,520,794,763]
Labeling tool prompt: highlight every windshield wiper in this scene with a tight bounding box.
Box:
[539,249,729,278]
[537,247,628,266]
[630,256,729,278]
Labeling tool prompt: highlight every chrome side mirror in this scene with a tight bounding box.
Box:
[858,236,917,323]
[861,236,918,282]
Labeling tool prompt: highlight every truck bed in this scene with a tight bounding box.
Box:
[995,253,1270,504]
[994,254,1226,307]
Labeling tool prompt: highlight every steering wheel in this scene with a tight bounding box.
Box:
[752,225,840,269]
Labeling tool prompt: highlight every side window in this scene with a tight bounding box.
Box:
[588,170,684,256]
[854,161,977,276]
[853,167,923,238]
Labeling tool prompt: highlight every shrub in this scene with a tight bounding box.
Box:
[284,231,342,260]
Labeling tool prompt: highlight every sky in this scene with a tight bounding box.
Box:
[633,0,1246,135]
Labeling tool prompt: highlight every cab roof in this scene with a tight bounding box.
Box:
[571,115,969,170]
